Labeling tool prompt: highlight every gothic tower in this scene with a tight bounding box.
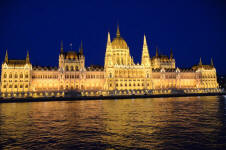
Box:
[141,35,151,67]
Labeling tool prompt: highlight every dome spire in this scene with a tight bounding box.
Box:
[116,24,120,37]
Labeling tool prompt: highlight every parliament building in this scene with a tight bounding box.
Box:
[0,26,220,98]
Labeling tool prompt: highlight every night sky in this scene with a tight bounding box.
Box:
[0,0,226,74]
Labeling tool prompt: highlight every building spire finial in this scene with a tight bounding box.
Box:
[116,24,120,37]
[79,40,83,55]
[170,48,173,59]
[199,57,202,66]
[60,40,64,53]
[156,47,159,57]
[26,50,30,64]
[5,49,8,63]
[211,58,214,66]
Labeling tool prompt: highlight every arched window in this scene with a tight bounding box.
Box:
[15,74,18,78]
[65,66,69,71]
[4,74,7,78]
[71,66,74,71]
[20,74,23,78]
[9,74,12,78]
[76,66,79,71]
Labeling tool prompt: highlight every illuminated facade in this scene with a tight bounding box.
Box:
[0,26,220,98]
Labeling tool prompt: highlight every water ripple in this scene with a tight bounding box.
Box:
[0,96,226,150]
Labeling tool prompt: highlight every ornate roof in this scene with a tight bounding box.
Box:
[86,65,104,71]
[152,55,170,61]
[192,65,214,70]
[33,66,58,71]
[4,60,30,67]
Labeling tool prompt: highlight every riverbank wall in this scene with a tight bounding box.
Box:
[0,92,225,103]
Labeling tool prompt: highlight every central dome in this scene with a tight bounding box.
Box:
[112,37,128,49]
[65,51,78,59]
[111,26,128,49]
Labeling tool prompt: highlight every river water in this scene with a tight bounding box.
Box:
[0,96,226,150]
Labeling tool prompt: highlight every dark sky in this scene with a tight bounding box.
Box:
[0,0,226,74]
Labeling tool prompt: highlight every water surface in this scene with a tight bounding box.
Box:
[0,96,226,149]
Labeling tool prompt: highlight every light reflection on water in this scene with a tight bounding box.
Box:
[0,96,226,150]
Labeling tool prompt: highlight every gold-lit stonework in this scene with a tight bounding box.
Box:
[0,26,220,98]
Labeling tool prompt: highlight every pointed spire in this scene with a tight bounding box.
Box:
[4,49,8,63]
[170,48,173,59]
[107,32,111,43]
[199,57,202,66]
[79,40,83,55]
[155,47,159,57]
[211,58,214,66]
[142,34,151,66]
[116,24,120,37]
[106,32,112,50]
[60,40,64,53]
[143,34,147,46]
[26,50,30,64]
